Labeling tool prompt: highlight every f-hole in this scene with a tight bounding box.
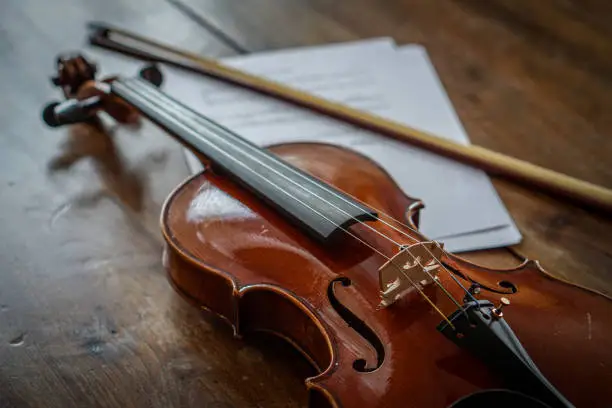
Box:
[327,277,385,372]
[498,280,518,293]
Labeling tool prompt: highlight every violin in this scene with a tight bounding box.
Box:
[43,54,612,408]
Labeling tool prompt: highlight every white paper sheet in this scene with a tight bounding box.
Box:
[163,39,521,252]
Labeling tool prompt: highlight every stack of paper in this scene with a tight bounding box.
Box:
[160,38,521,252]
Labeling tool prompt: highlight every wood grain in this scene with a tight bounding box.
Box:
[1,0,612,407]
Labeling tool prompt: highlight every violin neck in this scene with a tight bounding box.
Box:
[111,77,377,243]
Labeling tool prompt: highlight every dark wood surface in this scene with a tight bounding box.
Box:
[1,0,611,407]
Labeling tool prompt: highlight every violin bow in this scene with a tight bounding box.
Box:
[87,22,612,214]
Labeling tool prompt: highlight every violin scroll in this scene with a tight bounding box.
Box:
[42,54,163,128]
[51,53,98,99]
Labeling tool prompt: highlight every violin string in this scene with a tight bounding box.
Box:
[127,77,475,313]
[118,79,455,321]
[142,75,473,305]
[122,78,463,317]
[124,81,414,251]
[138,79,472,308]
[125,77,467,312]
[127,78,473,308]
[127,77,400,249]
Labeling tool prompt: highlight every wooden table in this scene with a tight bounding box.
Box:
[1,0,611,407]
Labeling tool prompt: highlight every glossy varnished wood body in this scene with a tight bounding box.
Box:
[163,143,612,408]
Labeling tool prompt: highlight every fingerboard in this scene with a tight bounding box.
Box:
[112,77,377,243]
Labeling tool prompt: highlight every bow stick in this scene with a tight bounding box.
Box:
[86,22,612,214]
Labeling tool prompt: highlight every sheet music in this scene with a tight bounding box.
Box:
[161,39,521,252]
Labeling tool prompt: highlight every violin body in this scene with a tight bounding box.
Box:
[42,56,612,407]
[162,143,612,408]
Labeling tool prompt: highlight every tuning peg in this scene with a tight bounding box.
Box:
[41,96,102,128]
[42,102,61,127]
